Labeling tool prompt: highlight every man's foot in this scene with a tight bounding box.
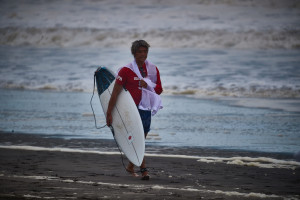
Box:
[126,167,139,177]
[140,168,150,180]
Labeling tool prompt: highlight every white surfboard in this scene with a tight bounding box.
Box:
[95,67,145,167]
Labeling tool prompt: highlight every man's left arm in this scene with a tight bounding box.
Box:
[154,67,163,95]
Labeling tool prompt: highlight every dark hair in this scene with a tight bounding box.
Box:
[131,40,150,55]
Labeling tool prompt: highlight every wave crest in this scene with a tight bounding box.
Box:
[1,81,299,99]
[1,27,300,49]
[165,86,300,98]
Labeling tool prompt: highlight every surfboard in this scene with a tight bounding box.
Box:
[94,67,145,167]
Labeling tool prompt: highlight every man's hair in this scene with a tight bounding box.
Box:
[131,40,150,55]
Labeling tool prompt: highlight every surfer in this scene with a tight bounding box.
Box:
[106,40,163,180]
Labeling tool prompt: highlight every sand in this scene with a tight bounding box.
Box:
[0,132,299,200]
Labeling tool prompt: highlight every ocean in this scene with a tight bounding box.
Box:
[0,0,300,154]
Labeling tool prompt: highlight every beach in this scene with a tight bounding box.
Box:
[0,132,299,200]
[1,0,300,199]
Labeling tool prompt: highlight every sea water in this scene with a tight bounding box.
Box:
[0,0,300,154]
[0,46,299,154]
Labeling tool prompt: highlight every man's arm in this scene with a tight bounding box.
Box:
[154,67,163,95]
[106,82,123,126]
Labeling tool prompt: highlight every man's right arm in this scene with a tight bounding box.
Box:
[106,82,123,126]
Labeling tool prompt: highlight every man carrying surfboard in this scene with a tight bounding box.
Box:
[106,40,163,180]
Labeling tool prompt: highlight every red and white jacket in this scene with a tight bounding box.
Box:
[116,60,163,115]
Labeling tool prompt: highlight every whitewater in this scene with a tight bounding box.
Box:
[0,0,300,49]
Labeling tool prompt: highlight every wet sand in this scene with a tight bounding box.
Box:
[0,132,299,200]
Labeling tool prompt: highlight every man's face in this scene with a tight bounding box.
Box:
[134,46,148,64]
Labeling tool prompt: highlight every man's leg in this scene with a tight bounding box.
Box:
[140,158,149,180]
[138,109,151,180]
[140,133,150,180]
[127,162,138,177]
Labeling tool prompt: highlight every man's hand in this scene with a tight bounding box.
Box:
[139,80,148,88]
[106,111,112,126]
[106,83,123,126]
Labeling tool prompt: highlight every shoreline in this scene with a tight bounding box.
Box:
[0,131,295,157]
[0,132,299,199]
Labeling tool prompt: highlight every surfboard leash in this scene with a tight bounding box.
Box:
[90,74,107,130]
[109,126,130,171]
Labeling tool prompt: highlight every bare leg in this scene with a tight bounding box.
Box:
[140,158,149,180]
[140,132,149,179]
[127,162,134,170]
[140,158,146,169]
[126,162,139,177]
[140,141,150,180]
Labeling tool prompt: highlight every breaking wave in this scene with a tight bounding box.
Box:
[1,27,300,49]
[166,86,300,98]
[1,80,300,99]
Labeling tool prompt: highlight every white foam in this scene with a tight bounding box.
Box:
[166,86,300,99]
[0,145,121,155]
[23,194,75,199]
[1,27,299,49]
[1,0,299,49]
[5,174,292,199]
[23,194,49,199]
[198,156,300,170]
[0,145,299,169]
[146,153,300,169]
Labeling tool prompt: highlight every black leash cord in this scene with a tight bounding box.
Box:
[90,74,107,130]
